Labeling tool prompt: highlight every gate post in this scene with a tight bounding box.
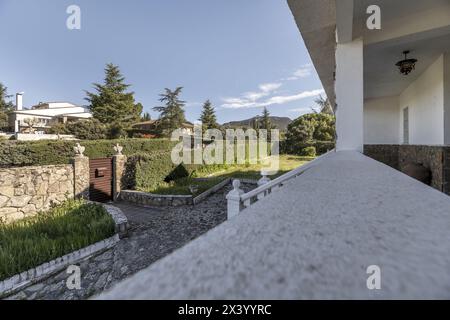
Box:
[112,144,127,201]
[72,143,90,200]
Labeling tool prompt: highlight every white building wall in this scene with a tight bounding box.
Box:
[398,55,444,145]
[364,96,399,144]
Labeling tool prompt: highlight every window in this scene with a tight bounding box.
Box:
[403,107,409,144]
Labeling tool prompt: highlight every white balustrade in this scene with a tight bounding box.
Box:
[226,150,335,219]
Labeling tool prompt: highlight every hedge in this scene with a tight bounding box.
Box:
[122,152,177,191]
[0,139,176,168]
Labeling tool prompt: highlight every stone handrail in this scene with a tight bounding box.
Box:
[226,149,335,219]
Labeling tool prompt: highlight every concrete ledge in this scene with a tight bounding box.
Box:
[0,234,119,298]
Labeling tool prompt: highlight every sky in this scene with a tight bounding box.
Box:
[0,0,324,124]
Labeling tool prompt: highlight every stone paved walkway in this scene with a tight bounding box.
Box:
[6,183,254,300]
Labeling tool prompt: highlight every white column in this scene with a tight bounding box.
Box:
[335,38,364,152]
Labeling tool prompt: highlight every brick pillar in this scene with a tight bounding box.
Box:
[72,155,90,200]
[112,144,127,201]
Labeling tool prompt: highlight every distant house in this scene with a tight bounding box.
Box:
[8,93,92,133]
[132,120,194,135]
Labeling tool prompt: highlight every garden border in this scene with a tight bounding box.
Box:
[0,203,128,298]
[120,178,235,207]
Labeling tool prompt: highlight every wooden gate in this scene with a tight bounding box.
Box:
[89,158,113,202]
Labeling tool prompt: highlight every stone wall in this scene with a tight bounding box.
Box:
[398,145,445,191]
[0,165,74,223]
[364,144,450,195]
[363,144,400,169]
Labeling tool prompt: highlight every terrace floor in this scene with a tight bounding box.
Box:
[98,151,450,299]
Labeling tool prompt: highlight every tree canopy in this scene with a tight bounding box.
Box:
[0,83,14,130]
[85,63,142,126]
[153,87,187,136]
[284,113,335,155]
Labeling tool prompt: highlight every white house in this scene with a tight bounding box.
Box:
[98,0,450,299]
[9,92,92,134]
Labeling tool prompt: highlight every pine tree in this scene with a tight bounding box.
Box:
[85,63,142,125]
[260,107,272,130]
[153,87,187,136]
[199,99,218,132]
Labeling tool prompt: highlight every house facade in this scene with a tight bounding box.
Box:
[288,0,450,194]
[8,93,92,133]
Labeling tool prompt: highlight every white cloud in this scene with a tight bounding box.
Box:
[221,88,324,109]
[259,82,282,92]
[281,64,313,81]
[265,89,323,105]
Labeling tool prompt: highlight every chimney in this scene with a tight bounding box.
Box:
[16,92,24,111]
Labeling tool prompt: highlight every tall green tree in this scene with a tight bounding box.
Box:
[153,87,186,136]
[85,63,142,126]
[0,83,14,129]
[199,100,218,132]
[260,107,276,130]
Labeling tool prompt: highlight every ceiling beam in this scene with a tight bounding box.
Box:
[336,0,354,43]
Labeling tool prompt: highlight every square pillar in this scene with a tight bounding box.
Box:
[335,38,364,152]
[72,155,90,200]
[444,53,450,145]
[113,154,127,201]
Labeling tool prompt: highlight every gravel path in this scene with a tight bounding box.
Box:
[6,183,254,300]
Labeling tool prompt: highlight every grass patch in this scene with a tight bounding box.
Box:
[143,177,225,196]
[0,200,115,281]
[142,155,314,195]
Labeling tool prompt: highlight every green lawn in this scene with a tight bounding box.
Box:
[145,155,314,196]
[0,200,115,282]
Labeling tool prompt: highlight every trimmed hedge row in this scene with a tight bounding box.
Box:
[0,139,176,168]
[122,152,176,191]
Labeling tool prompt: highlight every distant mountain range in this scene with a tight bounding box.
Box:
[222,116,292,131]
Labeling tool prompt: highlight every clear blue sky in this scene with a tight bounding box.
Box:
[0,0,324,123]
